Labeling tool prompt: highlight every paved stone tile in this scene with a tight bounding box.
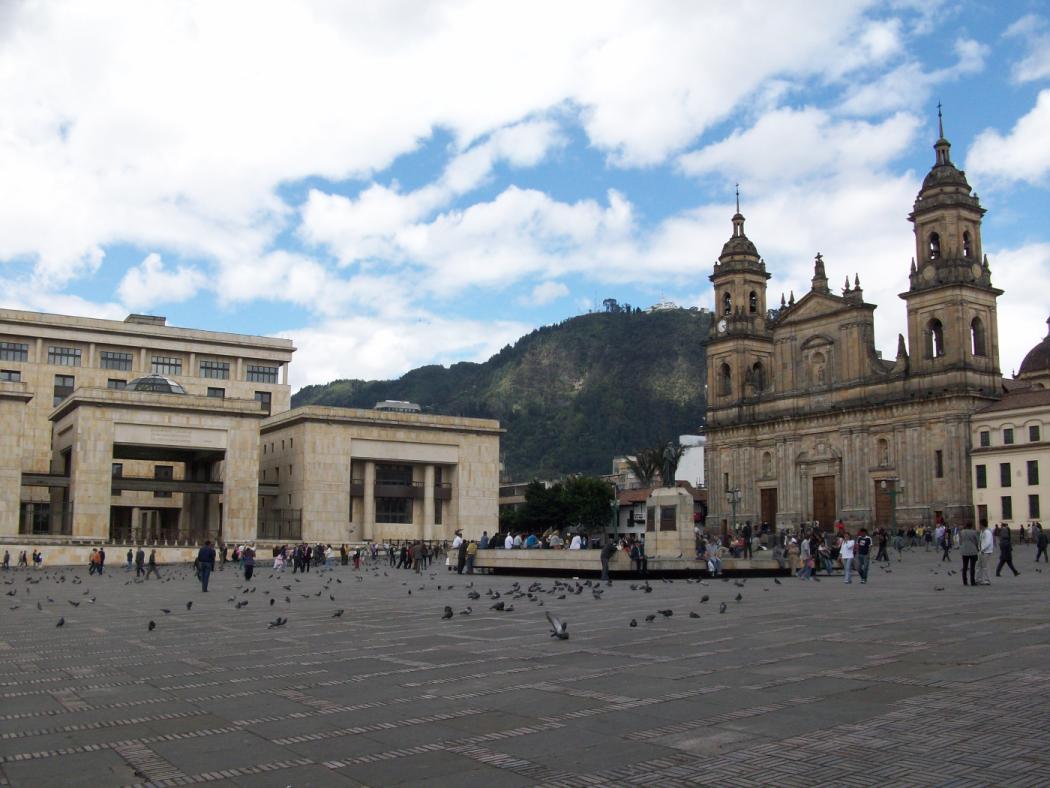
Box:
[3,548,1050,785]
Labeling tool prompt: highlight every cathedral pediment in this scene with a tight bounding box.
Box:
[774,291,851,326]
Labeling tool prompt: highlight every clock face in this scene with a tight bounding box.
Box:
[717,318,727,334]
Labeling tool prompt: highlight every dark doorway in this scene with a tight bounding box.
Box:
[760,488,778,528]
[812,475,836,530]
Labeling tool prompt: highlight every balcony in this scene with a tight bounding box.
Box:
[434,481,452,500]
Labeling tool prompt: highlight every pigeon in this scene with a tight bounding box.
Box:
[459,607,472,616]
[186,601,193,611]
[934,586,945,591]
[719,602,727,614]
[629,619,637,627]
[56,617,65,627]
[658,609,673,617]
[689,611,700,619]
[270,598,276,606]
[68,600,80,607]
[268,617,287,628]
[735,593,743,602]
[503,605,515,612]
[644,614,657,623]
[148,620,156,631]
[774,578,782,585]
[490,601,505,611]
[235,600,248,609]
[441,606,453,620]
[545,611,568,640]
[700,595,710,603]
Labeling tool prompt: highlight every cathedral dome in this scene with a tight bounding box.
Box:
[920,159,971,192]
[1019,320,1050,377]
[125,374,187,394]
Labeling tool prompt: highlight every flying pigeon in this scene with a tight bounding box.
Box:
[545,611,568,640]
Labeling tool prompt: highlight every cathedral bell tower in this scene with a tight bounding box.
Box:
[707,191,774,421]
[901,109,1002,386]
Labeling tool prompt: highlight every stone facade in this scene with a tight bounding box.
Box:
[259,407,501,545]
[706,124,1002,532]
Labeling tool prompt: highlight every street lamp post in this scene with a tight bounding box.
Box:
[726,488,741,539]
[880,479,905,533]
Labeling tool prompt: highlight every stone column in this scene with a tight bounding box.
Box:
[67,415,115,540]
[423,464,435,541]
[0,389,30,537]
[220,423,260,544]
[362,460,376,541]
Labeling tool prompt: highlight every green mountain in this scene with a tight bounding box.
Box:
[292,307,712,480]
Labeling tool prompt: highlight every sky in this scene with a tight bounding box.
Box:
[1,0,1049,390]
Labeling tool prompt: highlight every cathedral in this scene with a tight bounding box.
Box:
[704,117,1002,532]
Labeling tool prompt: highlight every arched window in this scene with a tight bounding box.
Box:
[927,318,945,358]
[762,451,773,478]
[722,292,732,315]
[749,291,758,314]
[751,361,765,392]
[720,362,732,396]
[962,231,972,258]
[928,232,941,260]
[971,316,986,357]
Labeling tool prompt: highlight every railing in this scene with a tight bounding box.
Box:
[348,479,452,500]
[258,509,302,541]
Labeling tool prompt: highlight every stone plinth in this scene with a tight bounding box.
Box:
[646,486,696,558]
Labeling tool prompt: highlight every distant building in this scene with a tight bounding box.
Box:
[374,400,422,413]
[971,319,1050,527]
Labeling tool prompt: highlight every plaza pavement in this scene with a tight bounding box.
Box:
[1,545,1049,787]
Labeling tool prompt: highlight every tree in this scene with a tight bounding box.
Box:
[561,476,615,536]
[520,480,563,534]
[625,447,662,487]
[602,298,622,313]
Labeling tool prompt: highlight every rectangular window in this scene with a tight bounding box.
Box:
[1030,494,1041,519]
[376,464,413,485]
[977,504,988,527]
[0,342,28,362]
[112,463,123,496]
[1002,496,1013,520]
[53,374,74,406]
[48,346,81,366]
[1000,463,1012,488]
[1004,428,1014,445]
[289,438,293,448]
[434,499,442,524]
[1029,460,1040,486]
[1031,425,1042,443]
[376,497,412,524]
[247,364,279,383]
[151,356,182,375]
[934,450,944,479]
[979,430,990,448]
[100,351,133,370]
[199,359,230,379]
[0,369,20,382]
[255,390,271,415]
[154,465,173,498]
[975,464,987,489]
[207,387,225,398]
[107,378,126,390]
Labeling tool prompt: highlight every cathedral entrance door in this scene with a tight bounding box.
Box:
[812,475,836,531]
[760,488,778,529]
[874,479,895,529]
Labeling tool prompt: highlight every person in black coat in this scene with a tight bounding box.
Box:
[996,526,1020,577]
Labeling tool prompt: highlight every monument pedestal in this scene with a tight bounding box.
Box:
[646,487,695,558]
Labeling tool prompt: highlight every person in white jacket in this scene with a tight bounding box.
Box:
[977,521,994,585]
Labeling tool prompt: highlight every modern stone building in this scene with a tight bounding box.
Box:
[259,407,500,544]
[705,120,1003,532]
[0,308,501,554]
[971,320,1050,527]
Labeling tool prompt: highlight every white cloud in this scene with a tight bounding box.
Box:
[984,242,1050,376]
[966,90,1050,185]
[678,108,920,186]
[1005,14,1050,83]
[526,281,570,306]
[839,37,988,116]
[281,313,530,387]
[117,253,207,310]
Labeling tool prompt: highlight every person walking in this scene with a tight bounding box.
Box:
[996,526,1020,577]
[197,540,216,592]
[798,535,813,580]
[977,522,994,585]
[875,529,889,562]
[856,528,872,584]
[742,522,753,560]
[242,544,256,581]
[600,538,617,584]
[145,549,161,579]
[1036,526,1048,563]
[98,547,106,575]
[841,532,856,584]
[125,548,133,570]
[134,546,145,577]
[456,536,468,575]
[959,522,979,586]
[465,540,478,575]
[1,550,8,570]
[940,529,952,562]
